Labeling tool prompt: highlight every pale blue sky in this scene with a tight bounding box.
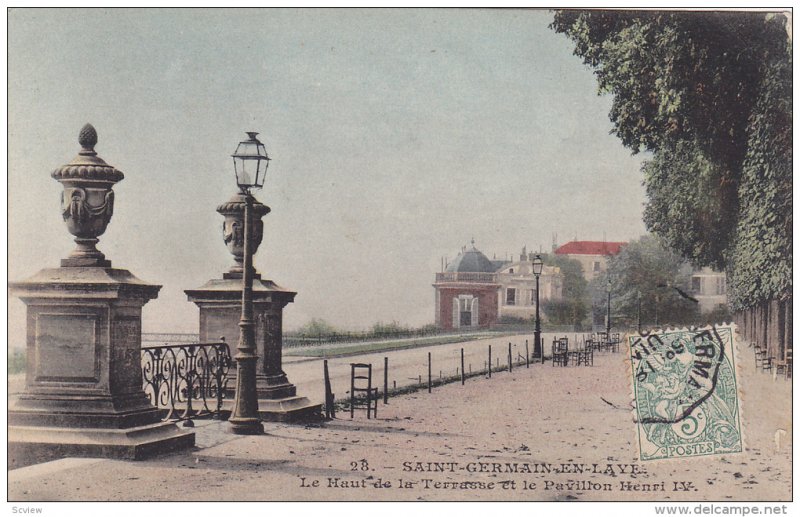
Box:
[8,8,649,339]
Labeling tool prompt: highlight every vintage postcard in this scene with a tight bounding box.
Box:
[6,7,792,514]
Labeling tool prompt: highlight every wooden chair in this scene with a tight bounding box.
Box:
[761,354,773,373]
[611,332,621,353]
[350,363,379,419]
[552,338,568,367]
[581,340,594,366]
[775,349,792,380]
[568,346,580,366]
[754,344,765,369]
[595,332,608,351]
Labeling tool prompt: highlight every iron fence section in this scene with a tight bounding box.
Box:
[141,341,231,423]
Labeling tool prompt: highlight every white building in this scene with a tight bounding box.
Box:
[553,240,626,281]
[690,267,728,312]
[495,248,562,321]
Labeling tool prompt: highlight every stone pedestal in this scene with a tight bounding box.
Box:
[9,267,195,468]
[185,277,321,422]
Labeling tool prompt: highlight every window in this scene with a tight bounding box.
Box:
[593,261,601,272]
[716,276,726,295]
[692,276,702,293]
[509,268,514,274]
[506,288,516,306]
[454,295,477,328]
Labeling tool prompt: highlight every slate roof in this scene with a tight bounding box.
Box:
[446,246,497,273]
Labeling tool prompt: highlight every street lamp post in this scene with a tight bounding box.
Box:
[532,254,543,364]
[606,277,612,338]
[637,290,642,333]
[228,132,271,435]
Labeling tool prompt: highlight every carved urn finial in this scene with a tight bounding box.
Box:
[51,124,124,267]
[78,123,98,153]
[217,192,270,279]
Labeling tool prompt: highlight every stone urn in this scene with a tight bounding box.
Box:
[217,192,270,279]
[51,123,124,267]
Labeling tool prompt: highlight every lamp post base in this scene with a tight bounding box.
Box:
[227,418,264,435]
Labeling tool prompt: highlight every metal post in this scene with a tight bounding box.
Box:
[637,291,642,333]
[427,352,432,393]
[606,284,612,338]
[525,339,529,368]
[508,342,512,372]
[383,357,388,404]
[181,345,196,427]
[228,193,263,435]
[534,273,542,363]
[350,364,355,419]
[488,345,492,378]
[214,339,226,419]
[323,359,334,419]
[461,348,465,385]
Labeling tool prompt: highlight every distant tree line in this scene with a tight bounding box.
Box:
[286,318,443,344]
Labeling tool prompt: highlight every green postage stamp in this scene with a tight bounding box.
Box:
[628,325,743,461]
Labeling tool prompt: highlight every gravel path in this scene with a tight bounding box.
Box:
[8,335,791,501]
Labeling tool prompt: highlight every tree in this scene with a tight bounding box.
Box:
[725,43,792,310]
[597,235,699,328]
[641,141,732,270]
[551,10,792,309]
[543,254,589,328]
[371,321,410,336]
[296,318,338,337]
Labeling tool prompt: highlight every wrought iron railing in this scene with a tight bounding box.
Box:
[141,341,231,424]
[435,272,498,283]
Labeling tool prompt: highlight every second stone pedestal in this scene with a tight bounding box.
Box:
[185,277,321,422]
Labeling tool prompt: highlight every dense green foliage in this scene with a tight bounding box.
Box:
[641,141,731,270]
[726,43,793,310]
[597,235,699,327]
[294,318,339,337]
[551,11,792,310]
[543,254,589,327]
[292,319,440,340]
